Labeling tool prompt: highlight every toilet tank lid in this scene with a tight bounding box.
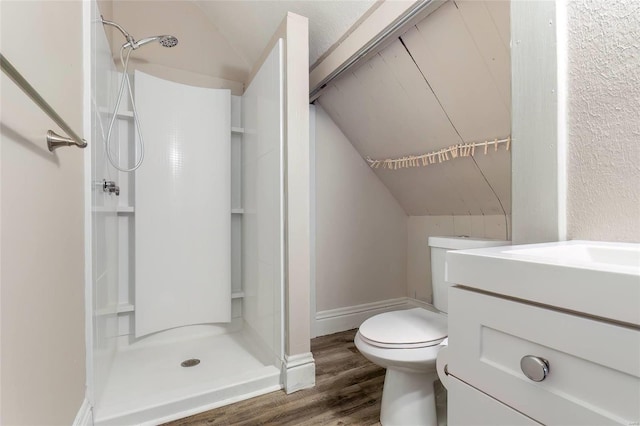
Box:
[428,236,510,250]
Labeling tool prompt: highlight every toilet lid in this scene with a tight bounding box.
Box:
[358,308,447,348]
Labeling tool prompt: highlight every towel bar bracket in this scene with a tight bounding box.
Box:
[47,130,88,151]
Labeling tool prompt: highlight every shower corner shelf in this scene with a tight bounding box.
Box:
[231,208,244,214]
[93,206,135,214]
[95,303,134,316]
[98,107,134,120]
[231,127,244,134]
[231,292,245,299]
[116,303,135,314]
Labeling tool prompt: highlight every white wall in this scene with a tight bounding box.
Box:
[0,1,86,424]
[280,13,312,361]
[566,0,640,242]
[315,105,408,312]
[510,0,564,244]
[407,215,510,303]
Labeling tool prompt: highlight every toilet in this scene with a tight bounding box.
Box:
[355,236,509,426]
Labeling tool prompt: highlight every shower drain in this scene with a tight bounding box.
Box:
[181,358,201,367]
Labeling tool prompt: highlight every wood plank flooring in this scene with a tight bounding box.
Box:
[164,329,385,425]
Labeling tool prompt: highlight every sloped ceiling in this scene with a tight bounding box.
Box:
[317,0,511,216]
[195,0,378,67]
[104,1,377,84]
[108,1,251,82]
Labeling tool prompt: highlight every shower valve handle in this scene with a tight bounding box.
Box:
[103,180,120,196]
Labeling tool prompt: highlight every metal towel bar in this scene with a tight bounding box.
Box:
[0,53,87,152]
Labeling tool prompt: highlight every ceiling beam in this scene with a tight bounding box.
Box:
[309,0,446,102]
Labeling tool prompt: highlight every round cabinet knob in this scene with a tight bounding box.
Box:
[520,355,550,382]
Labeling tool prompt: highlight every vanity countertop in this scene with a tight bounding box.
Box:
[446,240,640,326]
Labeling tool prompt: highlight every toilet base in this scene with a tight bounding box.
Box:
[380,368,438,426]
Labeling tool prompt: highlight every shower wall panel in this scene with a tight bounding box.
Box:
[242,41,284,361]
[91,2,121,406]
[134,71,231,337]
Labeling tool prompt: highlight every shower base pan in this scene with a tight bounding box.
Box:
[94,327,281,425]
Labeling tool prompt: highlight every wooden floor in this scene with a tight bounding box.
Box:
[164,329,386,425]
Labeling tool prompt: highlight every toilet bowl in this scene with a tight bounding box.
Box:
[355,236,510,426]
[355,308,447,426]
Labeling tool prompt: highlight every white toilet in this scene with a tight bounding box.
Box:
[355,236,509,426]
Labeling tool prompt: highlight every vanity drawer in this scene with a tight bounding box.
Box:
[448,376,541,425]
[448,287,640,425]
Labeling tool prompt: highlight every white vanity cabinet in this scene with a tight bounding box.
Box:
[443,241,640,426]
[447,375,541,425]
[447,287,640,425]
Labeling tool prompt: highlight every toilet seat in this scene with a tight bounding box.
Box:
[358,308,448,349]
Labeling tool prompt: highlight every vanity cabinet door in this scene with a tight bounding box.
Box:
[447,287,640,425]
[448,376,541,425]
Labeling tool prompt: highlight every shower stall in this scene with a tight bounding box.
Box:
[85,2,310,424]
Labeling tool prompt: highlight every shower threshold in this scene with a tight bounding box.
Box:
[94,327,281,425]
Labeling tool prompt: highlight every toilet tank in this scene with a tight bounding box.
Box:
[428,236,510,313]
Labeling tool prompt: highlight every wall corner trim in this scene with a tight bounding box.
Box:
[72,397,93,426]
[282,353,316,394]
[511,0,563,244]
[555,0,569,241]
[406,298,434,309]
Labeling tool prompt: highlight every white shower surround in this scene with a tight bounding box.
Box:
[241,40,285,363]
[90,29,287,426]
[133,71,231,337]
[89,1,121,408]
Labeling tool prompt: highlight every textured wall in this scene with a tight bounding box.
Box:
[567,1,640,242]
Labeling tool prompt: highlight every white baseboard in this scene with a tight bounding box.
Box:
[282,352,315,394]
[314,297,413,337]
[73,397,93,426]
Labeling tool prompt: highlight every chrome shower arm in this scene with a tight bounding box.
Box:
[100,15,135,47]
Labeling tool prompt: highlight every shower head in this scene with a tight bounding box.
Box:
[159,36,179,48]
[100,16,178,50]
